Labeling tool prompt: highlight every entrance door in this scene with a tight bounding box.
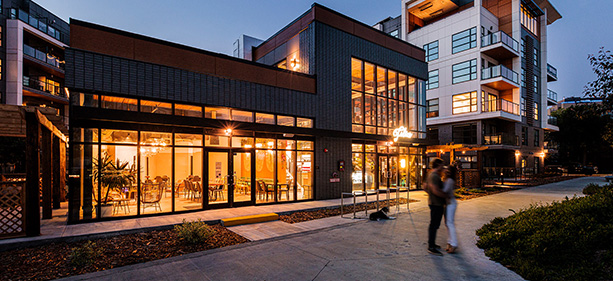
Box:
[379,155,389,190]
[207,150,254,207]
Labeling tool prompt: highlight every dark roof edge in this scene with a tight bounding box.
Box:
[68,18,315,79]
[256,3,424,54]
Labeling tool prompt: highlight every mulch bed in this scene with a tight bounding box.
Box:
[279,198,417,223]
[0,224,248,281]
[482,175,581,187]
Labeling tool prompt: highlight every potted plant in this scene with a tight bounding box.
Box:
[93,152,136,216]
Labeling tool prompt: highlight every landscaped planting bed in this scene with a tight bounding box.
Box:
[476,183,613,280]
[0,223,248,281]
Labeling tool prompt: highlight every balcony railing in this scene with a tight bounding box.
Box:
[481,31,519,52]
[483,133,519,146]
[547,64,557,79]
[10,8,67,44]
[547,89,558,102]
[482,98,520,115]
[482,65,519,84]
[547,116,558,126]
[23,76,65,98]
[23,44,65,70]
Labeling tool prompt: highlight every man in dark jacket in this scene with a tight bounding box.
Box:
[425,158,447,255]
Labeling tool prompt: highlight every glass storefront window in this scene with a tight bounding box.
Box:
[140,144,172,214]
[277,115,295,126]
[365,126,376,134]
[352,143,363,152]
[205,135,230,147]
[297,118,313,128]
[233,151,252,203]
[232,137,254,148]
[175,133,203,146]
[73,128,99,143]
[277,139,296,150]
[101,129,137,144]
[255,113,275,124]
[297,152,313,200]
[388,70,397,99]
[365,144,376,153]
[74,93,99,107]
[232,110,253,122]
[255,138,275,149]
[376,66,386,97]
[364,94,376,126]
[365,153,376,190]
[352,91,363,124]
[352,125,364,133]
[140,132,171,147]
[205,107,230,120]
[175,104,202,118]
[101,96,138,111]
[352,152,363,191]
[208,151,228,204]
[97,145,137,218]
[398,74,407,101]
[175,147,203,211]
[140,100,172,115]
[352,58,363,91]
[408,77,416,104]
[256,149,276,203]
[297,141,313,150]
[365,62,375,94]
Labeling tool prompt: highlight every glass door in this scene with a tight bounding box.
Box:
[207,151,229,205]
[379,155,389,190]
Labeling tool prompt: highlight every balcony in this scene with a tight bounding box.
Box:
[10,8,67,44]
[545,115,560,132]
[23,44,65,71]
[22,76,67,101]
[483,133,519,146]
[481,65,519,90]
[547,63,557,82]
[481,31,520,60]
[547,89,558,106]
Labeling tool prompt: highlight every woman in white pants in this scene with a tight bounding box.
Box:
[443,165,458,253]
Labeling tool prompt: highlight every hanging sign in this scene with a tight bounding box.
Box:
[392,126,413,142]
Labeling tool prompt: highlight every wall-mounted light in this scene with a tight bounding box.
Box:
[515,151,521,157]
[224,128,233,136]
[290,58,300,70]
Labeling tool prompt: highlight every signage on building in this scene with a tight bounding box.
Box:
[392,126,413,142]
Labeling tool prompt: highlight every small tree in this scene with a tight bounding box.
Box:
[584,47,613,112]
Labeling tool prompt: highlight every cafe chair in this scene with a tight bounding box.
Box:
[141,182,163,213]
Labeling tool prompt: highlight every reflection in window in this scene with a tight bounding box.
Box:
[75,93,99,107]
[175,133,203,146]
[140,132,171,146]
[101,129,137,144]
[297,141,313,150]
[140,100,172,115]
[255,113,275,124]
[232,137,254,148]
[232,110,253,122]
[297,118,313,128]
[175,104,202,118]
[277,115,295,126]
[101,96,137,111]
[205,107,230,120]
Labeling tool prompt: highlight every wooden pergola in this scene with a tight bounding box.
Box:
[0,104,67,238]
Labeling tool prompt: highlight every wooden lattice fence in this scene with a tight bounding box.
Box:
[0,181,26,238]
[458,169,481,189]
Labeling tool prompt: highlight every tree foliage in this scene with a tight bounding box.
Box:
[584,47,613,111]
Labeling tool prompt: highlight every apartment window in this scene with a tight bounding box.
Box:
[427,127,439,143]
[521,4,538,36]
[534,157,539,174]
[521,68,526,88]
[533,74,539,94]
[0,25,2,47]
[426,99,439,118]
[534,102,539,121]
[0,59,2,80]
[452,27,477,54]
[426,70,439,90]
[522,127,528,146]
[452,91,477,114]
[389,30,399,38]
[424,41,439,62]
[521,97,526,117]
[452,59,477,84]
[534,129,540,147]
[534,47,539,67]
[452,124,477,144]
[521,38,525,59]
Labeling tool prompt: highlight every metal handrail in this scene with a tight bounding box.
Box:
[481,30,519,52]
[482,65,519,84]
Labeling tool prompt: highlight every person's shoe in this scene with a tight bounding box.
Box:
[446,245,458,254]
[433,244,442,250]
[427,247,443,256]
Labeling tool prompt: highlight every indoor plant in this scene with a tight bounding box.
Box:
[93,152,136,216]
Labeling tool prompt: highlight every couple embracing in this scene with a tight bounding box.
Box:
[425,158,458,256]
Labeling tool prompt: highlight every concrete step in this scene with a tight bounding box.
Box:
[221,213,279,227]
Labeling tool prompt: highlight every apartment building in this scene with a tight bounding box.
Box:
[1,0,70,130]
[400,0,560,176]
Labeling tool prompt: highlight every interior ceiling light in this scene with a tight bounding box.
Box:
[418,2,433,11]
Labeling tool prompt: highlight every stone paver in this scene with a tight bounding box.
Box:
[59,177,604,281]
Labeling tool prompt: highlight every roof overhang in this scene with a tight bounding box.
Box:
[407,0,460,21]
[531,0,562,24]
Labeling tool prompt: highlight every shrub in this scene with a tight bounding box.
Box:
[583,183,613,195]
[174,219,216,244]
[476,190,613,280]
[69,241,102,267]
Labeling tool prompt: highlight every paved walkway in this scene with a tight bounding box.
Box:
[59,177,604,281]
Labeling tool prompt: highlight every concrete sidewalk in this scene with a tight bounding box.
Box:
[60,177,604,281]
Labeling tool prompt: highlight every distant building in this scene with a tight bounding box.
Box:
[373,16,401,38]
[549,96,604,112]
[232,34,263,61]
[1,0,70,130]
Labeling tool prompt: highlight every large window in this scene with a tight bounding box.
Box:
[452,124,477,144]
[452,27,477,54]
[351,58,423,137]
[521,97,526,117]
[423,41,439,62]
[522,127,528,146]
[452,59,477,84]
[452,91,477,114]
[534,47,539,67]
[534,102,539,121]
[426,70,439,90]
[426,99,439,118]
[521,4,538,36]
[534,129,540,147]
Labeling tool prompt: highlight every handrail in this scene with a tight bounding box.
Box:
[23,44,65,70]
[547,63,557,79]
[23,76,65,98]
[481,65,519,84]
[11,8,67,43]
[547,89,558,102]
[481,30,519,52]
[483,133,519,146]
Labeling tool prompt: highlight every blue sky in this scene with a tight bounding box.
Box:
[37,0,613,100]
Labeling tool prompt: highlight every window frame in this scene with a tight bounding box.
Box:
[423,41,439,62]
[452,91,478,115]
[452,59,477,84]
[452,27,477,54]
[426,98,439,118]
[426,69,439,90]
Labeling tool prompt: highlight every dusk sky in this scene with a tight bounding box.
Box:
[37,0,613,100]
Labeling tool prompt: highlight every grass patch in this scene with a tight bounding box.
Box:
[476,183,613,280]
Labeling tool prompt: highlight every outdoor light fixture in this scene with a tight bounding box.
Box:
[224,128,232,136]
[515,151,521,157]
[290,58,300,70]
